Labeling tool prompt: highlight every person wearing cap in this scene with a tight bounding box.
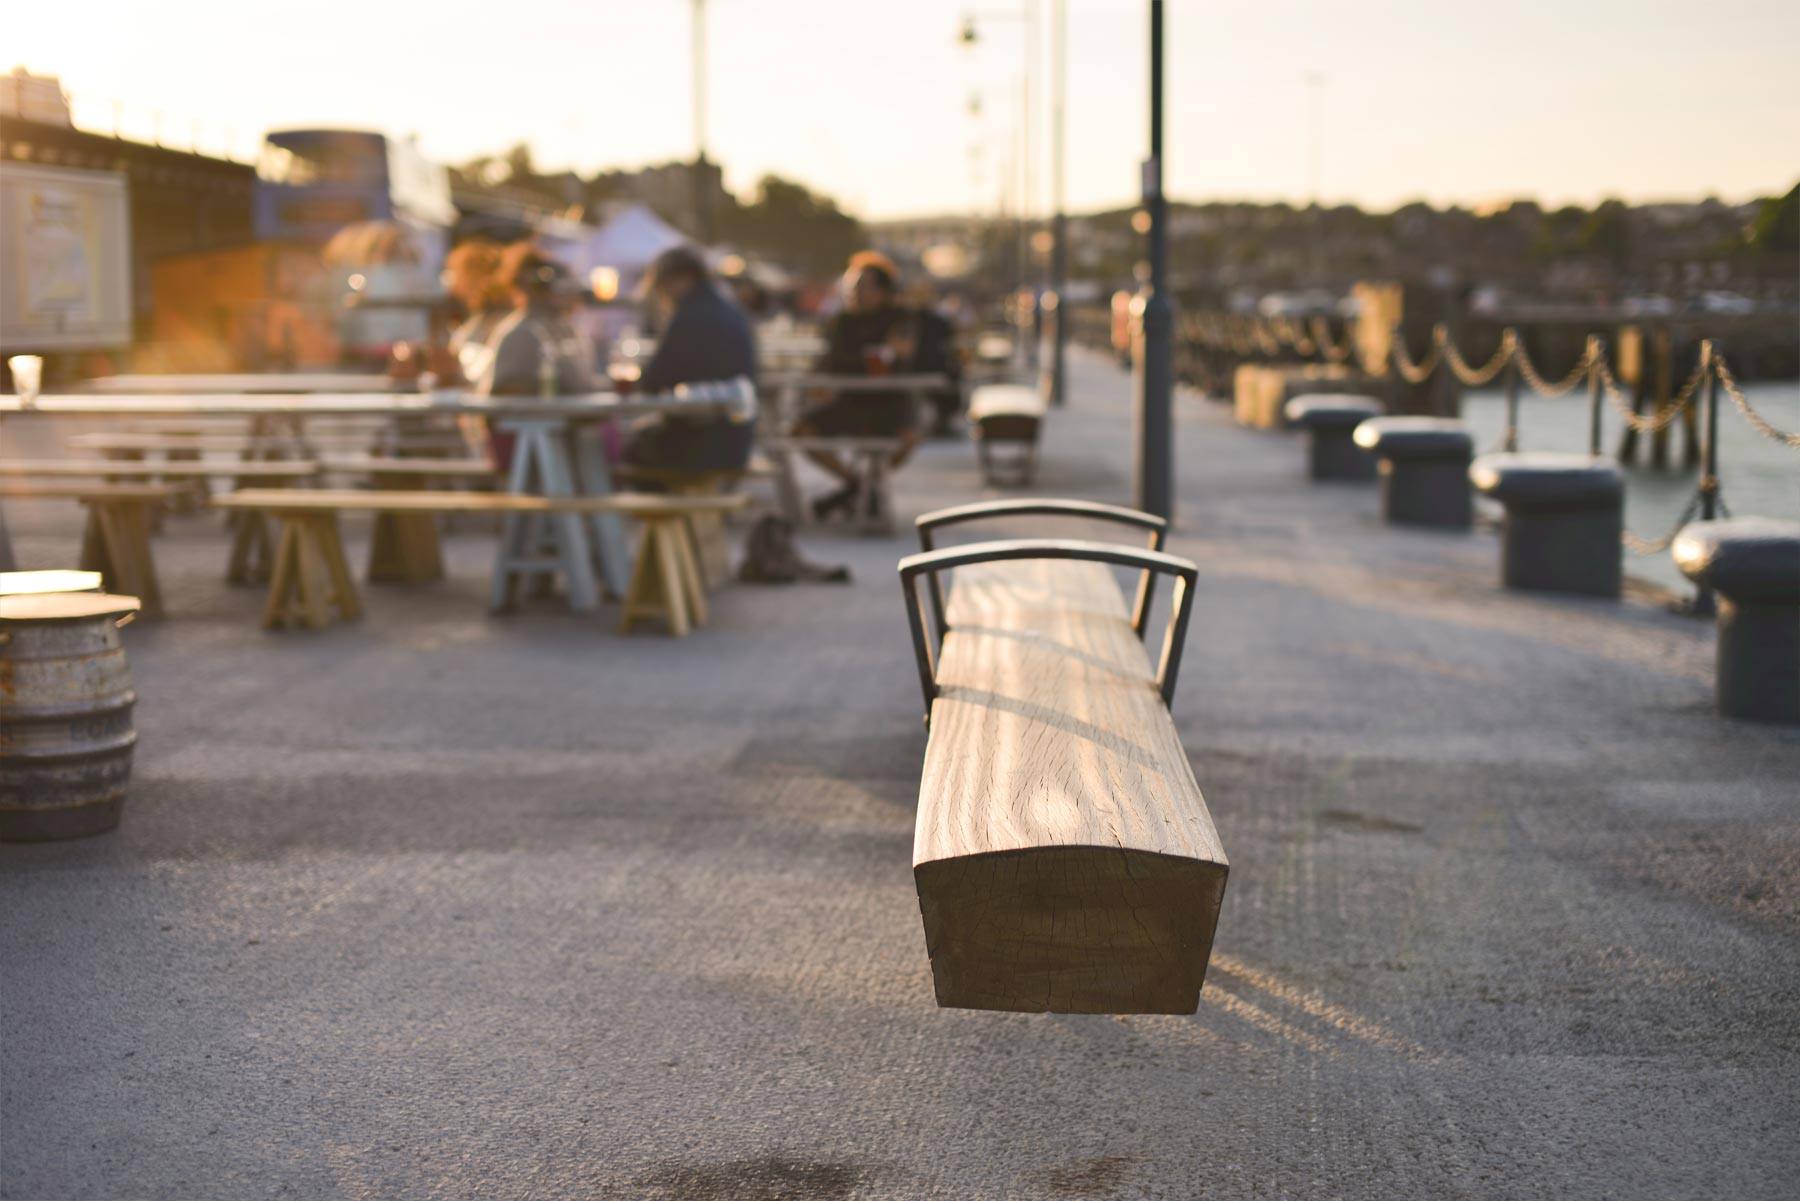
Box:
[473,244,598,473]
[620,246,759,474]
[476,244,599,398]
[794,253,924,520]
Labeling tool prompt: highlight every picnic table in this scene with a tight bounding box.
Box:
[72,373,400,395]
[2,389,737,605]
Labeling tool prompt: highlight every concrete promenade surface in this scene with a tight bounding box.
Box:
[3,351,1797,1200]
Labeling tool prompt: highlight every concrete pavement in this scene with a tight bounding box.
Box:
[3,350,1796,1199]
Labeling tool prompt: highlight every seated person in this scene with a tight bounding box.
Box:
[478,246,599,397]
[913,301,964,435]
[442,238,514,385]
[475,246,599,473]
[794,254,924,519]
[621,246,758,476]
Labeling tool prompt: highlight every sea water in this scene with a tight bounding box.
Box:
[1459,380,1800,595]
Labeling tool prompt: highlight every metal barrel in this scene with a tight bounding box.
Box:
[0,592,141,841]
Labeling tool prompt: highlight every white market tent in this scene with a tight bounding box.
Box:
[576,204,690,280]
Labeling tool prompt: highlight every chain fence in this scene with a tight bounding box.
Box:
[1715,356,1800,448]
[1177,311,1794,563]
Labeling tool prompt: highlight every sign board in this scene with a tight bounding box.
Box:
[0,164,132,350]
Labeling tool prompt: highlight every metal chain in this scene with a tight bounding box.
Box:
[1714,354,1800,448]
[1513,340,1594,397]
[1270,316,1318,356]
[1621,486,1707,556]
[1310,317,1354,363]
[1389,331,1442,384]
[1594,354,1707,435]
[1439,328,1515,387]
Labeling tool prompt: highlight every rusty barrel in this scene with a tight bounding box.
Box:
[0,591,142,841]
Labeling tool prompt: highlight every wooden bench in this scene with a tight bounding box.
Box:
[966,384,1049,486]
[69,428,473,460]
[211,489,746,634]
[0,483,180,617]
[319,457,498,584]
[0,461,322,574]
[764,436,906,535]
[0,458,319,482]
[896,499,1225,1014]
[611,466,750,586]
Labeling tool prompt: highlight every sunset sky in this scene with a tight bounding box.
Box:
[9,0,1799,219]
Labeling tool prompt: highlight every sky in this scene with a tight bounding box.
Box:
[9,0,1799,220]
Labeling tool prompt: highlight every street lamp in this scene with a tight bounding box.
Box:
[959,6,1042,367]
[691,0,713,243]
[1135,0,1173,520]
[1045,0,1067,407]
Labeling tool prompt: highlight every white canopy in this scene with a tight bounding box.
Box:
[579,204,690,275]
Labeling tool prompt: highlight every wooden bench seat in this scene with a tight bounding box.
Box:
[212,489,746,634]
[967,384,1049,487]
[0,459,319,481]
[897,499,1225,1014]
[0,483,180,616]
[68,430,471,458]
[764,436,905,535]
[317,458,500,584]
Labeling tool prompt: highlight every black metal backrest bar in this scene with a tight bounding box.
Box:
[913,499,1169,643]
[897,537,1200,724]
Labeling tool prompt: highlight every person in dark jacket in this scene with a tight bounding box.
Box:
[622,246,758,474]
[794,255,925,518]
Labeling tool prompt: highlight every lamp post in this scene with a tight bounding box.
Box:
[960,6,1042,361]
[691,0,713,243]
[1044,0,1068,407]
[1134,0,1173,520]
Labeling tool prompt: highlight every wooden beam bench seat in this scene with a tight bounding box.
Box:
[897,499,1225,1014]
[211,489,746,634]
[966,384,1050,486]
[611,466,752,586]
[68,430,472,459]
[0,459,319,481]
[0,483,180,616]
[763,436,906,535]
[318,458,500,584]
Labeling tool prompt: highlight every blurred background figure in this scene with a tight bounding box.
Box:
[322,219,436,370]
[441,238,514,386]
[620,245,758,476]
[476,244,598,472]
[794,252,926,521]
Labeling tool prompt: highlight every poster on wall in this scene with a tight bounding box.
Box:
[0,164,131,351]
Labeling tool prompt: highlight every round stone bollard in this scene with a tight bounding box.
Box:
[1672,518,1800,725]
[1469,453,1624,597]
[1283,394,1385,481]
[0,592,143,840]
[1351,417,1474,529]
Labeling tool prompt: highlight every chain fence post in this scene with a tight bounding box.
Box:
[1692,340,1720,615]
[1432,324,1450,417]
[1699,340,1720,523]
[1503,331,1521,452]
[1586,335,1604,458]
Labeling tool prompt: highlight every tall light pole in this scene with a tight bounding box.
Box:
[960,7,1039,348]
[1044,0,1067,406]
[691,0,713,243]
[1134,0,1173,520]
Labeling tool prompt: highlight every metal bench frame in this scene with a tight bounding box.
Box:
[899,499,1196,722]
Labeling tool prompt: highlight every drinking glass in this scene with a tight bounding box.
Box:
[8,356,42,408]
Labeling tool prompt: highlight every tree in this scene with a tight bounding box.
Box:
[717,175,865,278]
[1746,182,1799,255]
